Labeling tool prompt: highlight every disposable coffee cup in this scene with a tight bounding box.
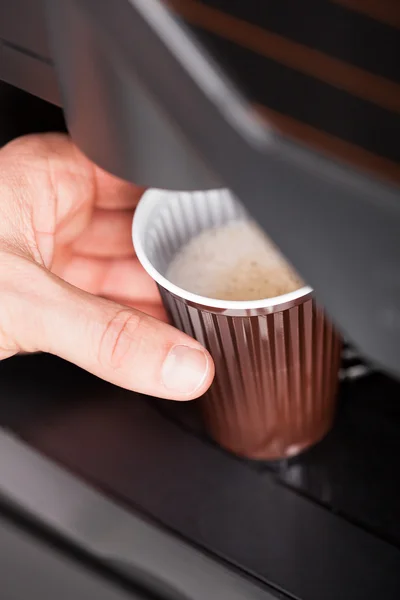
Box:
[133,189,341,460]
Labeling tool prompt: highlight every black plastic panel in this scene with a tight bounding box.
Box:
[0,40,60,105]
[0,0,51,59]
[0,80,65,147]
[0,514,142,600]
[196,0,400,82]
[157,372,400,548]
[191,29,400,162]
[1,353,400,600]
[0,433,279,600]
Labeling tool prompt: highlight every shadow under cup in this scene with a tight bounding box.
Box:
[133,189,342,461]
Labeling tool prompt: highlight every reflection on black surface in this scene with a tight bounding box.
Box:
[275,375,400,545]
[1,352,400,549]
[155,371,400,548]
[1,353,400,600]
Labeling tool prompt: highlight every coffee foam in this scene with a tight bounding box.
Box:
[166,220,303,301]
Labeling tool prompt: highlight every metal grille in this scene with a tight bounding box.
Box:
[339,344,373,381]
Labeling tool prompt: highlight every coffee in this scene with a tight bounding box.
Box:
[166,220,303,301]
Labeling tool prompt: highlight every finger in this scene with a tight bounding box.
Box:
[56,256,160,303]
[4,132,145,210]
[8,261,214,400]
[132,303,169,322]
[93,168,146,210]
[105,298,169,323]
[1,134,144,265]
[71,208,135,258]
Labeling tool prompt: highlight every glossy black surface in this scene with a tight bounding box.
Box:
[191,28,400,162]
[0,513,143,600]
[196,0,400,82]
[131,369,400,550]
[1,352,400,600]
[0,80,65,145]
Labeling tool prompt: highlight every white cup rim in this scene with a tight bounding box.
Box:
[132,188,313,311]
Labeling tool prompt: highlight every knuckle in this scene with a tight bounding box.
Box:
[98,308,142,371]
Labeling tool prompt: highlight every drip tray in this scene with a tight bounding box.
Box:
[0,353,400,600]
[154,369,400,548]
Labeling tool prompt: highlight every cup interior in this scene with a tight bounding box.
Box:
[133,188,312,312]
[139,189,246,278]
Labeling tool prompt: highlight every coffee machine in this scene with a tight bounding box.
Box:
[1,1,400,598]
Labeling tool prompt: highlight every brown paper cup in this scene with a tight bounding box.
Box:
[133,189,341,460]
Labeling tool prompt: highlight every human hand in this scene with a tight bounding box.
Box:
[0,133,214,399]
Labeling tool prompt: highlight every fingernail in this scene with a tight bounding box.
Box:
[162,345,209,396]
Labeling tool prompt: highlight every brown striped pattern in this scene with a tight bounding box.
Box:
[161,289,342,461]
[167,0,400,185]
[169,0,400,114]
[256,104,400,185]
[331,0,400,28]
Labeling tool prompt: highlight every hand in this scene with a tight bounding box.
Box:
[0,133,214,399]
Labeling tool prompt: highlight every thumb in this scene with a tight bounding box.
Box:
[7,260,215,400]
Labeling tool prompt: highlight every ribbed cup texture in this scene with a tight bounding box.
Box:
[134,188,341,460]
[160,289,341,460]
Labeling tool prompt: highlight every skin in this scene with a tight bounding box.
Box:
[0,133,214,399]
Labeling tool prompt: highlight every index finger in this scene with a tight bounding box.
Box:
[93,165,146,210]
